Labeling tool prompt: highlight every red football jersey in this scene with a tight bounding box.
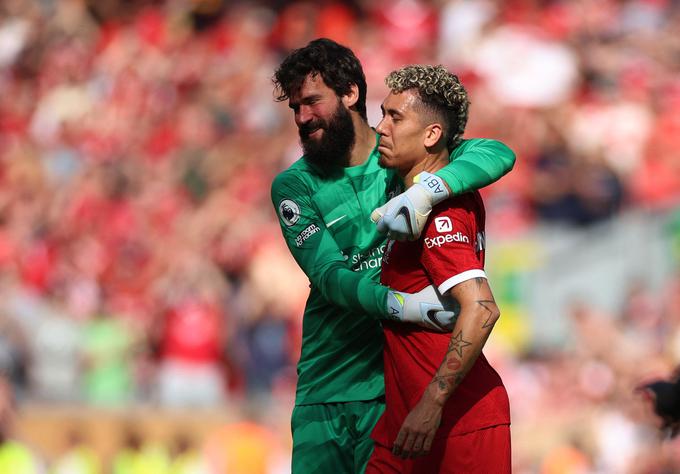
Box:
[162,300,222,364]
[373,192,510,446]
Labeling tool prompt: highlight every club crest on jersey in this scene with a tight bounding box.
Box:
[278,199,300,227]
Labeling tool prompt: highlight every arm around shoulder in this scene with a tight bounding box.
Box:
[435,138,516,196]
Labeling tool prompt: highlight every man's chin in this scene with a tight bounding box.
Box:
[301,137,321,150]
[378,154,393,169]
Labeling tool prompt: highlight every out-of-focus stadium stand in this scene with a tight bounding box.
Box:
[0,0,678,472]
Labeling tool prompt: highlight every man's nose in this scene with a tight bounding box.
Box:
[295,105,313,127]
[376,118,387,136]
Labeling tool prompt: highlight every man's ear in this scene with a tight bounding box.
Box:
[341,83,359,108]
[424,123,444,148]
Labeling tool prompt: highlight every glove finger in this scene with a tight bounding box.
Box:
[387,211,413,241]
[380,198,402,220]
[376,214,395,234]
[433,310,457,331]
[370,205,387,224]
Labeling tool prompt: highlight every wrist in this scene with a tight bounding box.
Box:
[414,171,450,206]
[385,290,405,321]
[426,379,450,407]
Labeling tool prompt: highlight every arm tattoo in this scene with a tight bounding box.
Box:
[433,372,465,392]
[448,331,472,358]
[477,300,497,329]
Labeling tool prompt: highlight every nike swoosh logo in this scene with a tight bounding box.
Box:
[326,215,347,227]
[396,206,414,239]
[426,309,446,331]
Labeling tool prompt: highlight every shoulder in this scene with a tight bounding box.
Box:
[424,192,483,233]
[271,158,317,195]
[452,138,490,154]
[433,191,484,215]
[451,138,514,158]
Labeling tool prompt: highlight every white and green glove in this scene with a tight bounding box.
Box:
[371,171,450,241]
[386,285,458,332]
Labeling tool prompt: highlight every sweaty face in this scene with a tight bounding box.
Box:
[375,90,428,175]
[289,74,355,170]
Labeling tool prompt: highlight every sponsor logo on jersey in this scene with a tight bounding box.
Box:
[351,243,387,272]
[295,223,320,247]
[425,232,470,248]
[278,199,300,227]
[434,216,453,233]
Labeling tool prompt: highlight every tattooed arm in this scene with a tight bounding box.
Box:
[392,277,500,459]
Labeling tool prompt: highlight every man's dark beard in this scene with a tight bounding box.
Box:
[300,103,355,171]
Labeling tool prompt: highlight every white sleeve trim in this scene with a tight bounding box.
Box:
[438,269,487,295]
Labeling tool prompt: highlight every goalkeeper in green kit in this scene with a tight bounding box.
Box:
[271,38,515,473]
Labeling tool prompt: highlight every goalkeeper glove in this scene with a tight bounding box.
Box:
[371,171,450,241]
[386,285,458,332]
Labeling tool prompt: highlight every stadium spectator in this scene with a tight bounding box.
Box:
[112,427,170,474]
[51,427,101,474]
[0,375,42,474]
[80,307,138,405]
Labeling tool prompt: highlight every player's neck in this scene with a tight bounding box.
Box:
[348,119,376,167]
[404,151,449,187]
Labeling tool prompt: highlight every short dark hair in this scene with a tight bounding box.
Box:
[385,65,469,150]
[273,38,368,120]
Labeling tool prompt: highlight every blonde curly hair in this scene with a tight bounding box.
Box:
[385,65,469,149]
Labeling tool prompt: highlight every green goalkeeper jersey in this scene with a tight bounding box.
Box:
[271,136,514,406]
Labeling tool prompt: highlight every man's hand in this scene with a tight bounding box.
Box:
[371,172,450,241]
[392,393,443,459]
[386,286,458,332]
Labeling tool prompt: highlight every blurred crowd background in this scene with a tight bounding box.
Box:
[0,0,679,472]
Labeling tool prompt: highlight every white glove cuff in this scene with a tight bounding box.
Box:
[414,171,450,206]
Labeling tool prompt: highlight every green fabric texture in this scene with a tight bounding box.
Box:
[271,142,392,405]
[437,138,516,195]
[291,398,385,474]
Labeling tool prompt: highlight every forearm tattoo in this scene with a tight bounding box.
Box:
[477,299,498,329]
[429,297,498,397]
[430,331,471,394]
[433,372,465,392]
[448,330,471,358]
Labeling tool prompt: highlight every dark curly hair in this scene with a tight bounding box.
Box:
[273,38,368,120]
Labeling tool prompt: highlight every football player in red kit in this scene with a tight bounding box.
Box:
[366,65,511,474]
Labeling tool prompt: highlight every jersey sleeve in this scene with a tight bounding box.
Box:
[420,202,486,295]
[435,138,515,196]
[271,171,389,319]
